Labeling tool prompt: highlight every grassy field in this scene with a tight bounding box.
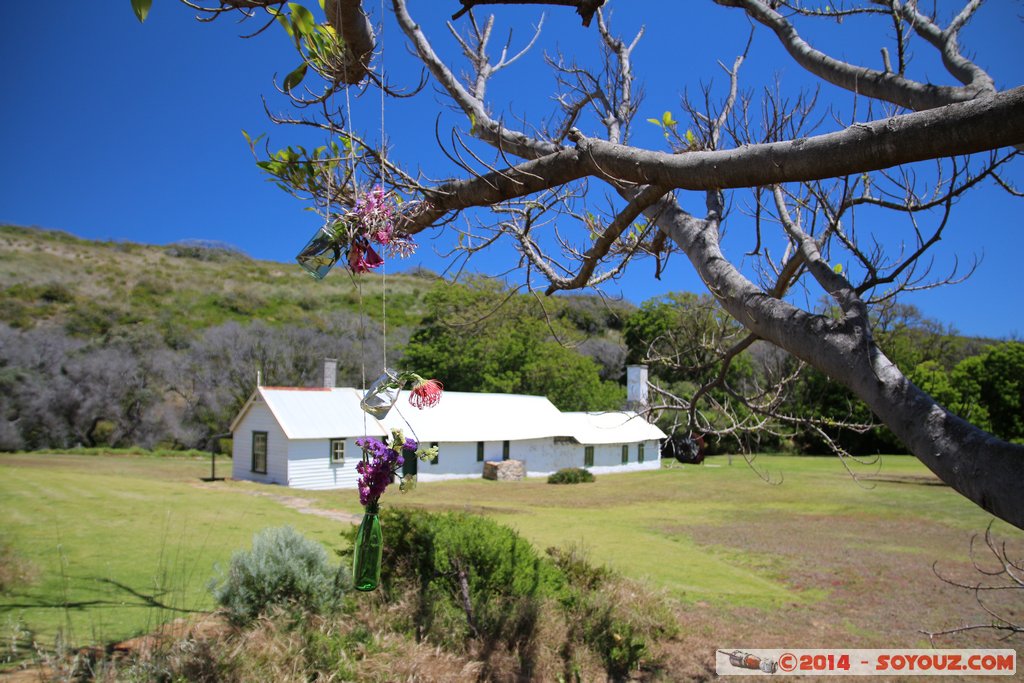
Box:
[0,453,352,649]
[2,451,1022,659]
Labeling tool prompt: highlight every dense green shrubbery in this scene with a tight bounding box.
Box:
[340,509,677,681]
[352,509,562,651]
[211,526,346,625]
[548,467,595,484]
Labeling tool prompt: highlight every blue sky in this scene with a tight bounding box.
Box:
[1,1,1021,338]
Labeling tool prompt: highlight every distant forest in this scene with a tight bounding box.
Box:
[1,225,1020,455]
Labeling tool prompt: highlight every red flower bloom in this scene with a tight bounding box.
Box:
[409,378,443,409]
[348,239,384,273]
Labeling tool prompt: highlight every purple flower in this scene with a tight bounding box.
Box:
[355,435,408,507]
[403,437,418,452]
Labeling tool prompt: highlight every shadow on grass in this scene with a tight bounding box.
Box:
[0,577,201,614]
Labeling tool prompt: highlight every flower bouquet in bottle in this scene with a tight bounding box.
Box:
[352,430,438,591]
[295,186,418,279]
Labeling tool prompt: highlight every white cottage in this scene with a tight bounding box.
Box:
[230,368,665,490]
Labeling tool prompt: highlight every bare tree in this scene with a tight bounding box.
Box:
[154,0,1024,527]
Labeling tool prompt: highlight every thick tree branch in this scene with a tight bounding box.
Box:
[394,87,1024,235]
[646,190,1024,529]
[323,0,376,84]
[715,0,993,110]
[572,87,1024,190]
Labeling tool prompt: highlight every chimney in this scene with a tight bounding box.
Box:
[625,364,649,413]
[323,358,338,389]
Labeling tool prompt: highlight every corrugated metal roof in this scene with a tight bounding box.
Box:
[380,390,568,442]
[241,386,665,445]
[561,411,667,444]
[257,386,387,440]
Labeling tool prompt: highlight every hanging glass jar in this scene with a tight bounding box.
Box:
[296,224,342,279]
[360,368,403,418]
[352,502,383,592]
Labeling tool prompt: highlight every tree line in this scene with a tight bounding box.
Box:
[1,277,1018,456]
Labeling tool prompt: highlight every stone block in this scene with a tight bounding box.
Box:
[482,459,525,481]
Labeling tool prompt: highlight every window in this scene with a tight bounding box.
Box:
[330,439,345,465]
[638,443,645,464]
[502,440,510,461]
[251,432,267,474]
[477,441,485,462]
[621,444,629,464]
[584,446,594,468]
[402,444,418,477]
[430,442,439,465]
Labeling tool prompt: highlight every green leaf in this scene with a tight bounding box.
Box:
[646,118,663,128]
[287,2,316,36]
[833,263,843,274]
[685,129,695,145]
[283,62,308,93]
[662,110,677,127]
[131,0,152,23]
[272,8,295,38]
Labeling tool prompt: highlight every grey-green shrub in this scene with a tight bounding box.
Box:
[211,526,345,625]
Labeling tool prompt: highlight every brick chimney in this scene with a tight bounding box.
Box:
[625,364,649,413]
[323,358,338,389]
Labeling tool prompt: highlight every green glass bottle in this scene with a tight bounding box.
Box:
[352,504,383,591]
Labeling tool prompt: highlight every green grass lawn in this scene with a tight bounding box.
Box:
[0,453,349,648]
[380,454,1011,605]
[2,452,1020,652]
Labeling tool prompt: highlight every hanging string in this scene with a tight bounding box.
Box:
[379,0,388,373]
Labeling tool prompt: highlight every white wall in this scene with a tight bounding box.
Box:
[287,438,361,490]
[528,439,661,477]
[416,438,663,481]
[231,401,289,485]
[416,438,558,481]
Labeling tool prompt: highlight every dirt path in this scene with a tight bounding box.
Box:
[192,482,362,524]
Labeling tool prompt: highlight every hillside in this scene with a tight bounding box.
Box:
[0,224,438,340]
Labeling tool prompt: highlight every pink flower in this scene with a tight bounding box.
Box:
[409,378,443,409]
[373,225,393,245]
[348,239,384,273]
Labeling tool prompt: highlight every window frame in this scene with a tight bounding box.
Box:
[476,441,485,462]
[329,438,345,465]
[638,442,645,464]
[251,431,268,474]
[621,444,629,464]
[502,440,510,461]
[584,445,595,468]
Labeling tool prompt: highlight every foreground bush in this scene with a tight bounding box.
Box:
[211,526,346,625]
[548,467,595,484]
[359,509,563,652]
[340,508,677,681]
